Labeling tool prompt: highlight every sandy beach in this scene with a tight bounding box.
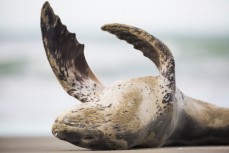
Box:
[0,137,229,153]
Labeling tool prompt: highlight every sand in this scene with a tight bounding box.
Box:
[0,137,229,153]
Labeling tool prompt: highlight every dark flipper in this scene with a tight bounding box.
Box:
[101,24,175,103]
[40,2,104,103]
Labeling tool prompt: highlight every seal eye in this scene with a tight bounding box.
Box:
[83,135,94,140]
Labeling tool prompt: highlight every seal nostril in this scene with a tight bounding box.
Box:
[52,131,58,137]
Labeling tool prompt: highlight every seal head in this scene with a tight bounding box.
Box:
[51,78,175,150]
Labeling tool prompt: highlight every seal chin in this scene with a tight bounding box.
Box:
[52,121,128,150]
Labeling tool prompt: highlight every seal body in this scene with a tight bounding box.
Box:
[165,96,229,146]
[41,1,229,150]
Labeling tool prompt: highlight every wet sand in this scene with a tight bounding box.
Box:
[0,137,229,153]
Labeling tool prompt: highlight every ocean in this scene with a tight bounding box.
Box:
[0,35,229,136]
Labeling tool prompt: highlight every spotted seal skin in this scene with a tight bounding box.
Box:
[40,1,229,150]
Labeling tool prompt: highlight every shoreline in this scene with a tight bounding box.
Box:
[1,137,229,153]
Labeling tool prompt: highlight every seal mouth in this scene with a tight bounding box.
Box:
[52,121,92,141]
[52,121,128,150]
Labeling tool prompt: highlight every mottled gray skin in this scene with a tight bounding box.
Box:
[40,1,229,150]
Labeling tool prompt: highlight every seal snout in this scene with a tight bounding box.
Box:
[52,121,92,145]
[52,121,127,150]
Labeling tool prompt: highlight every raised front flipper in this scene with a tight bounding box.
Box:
[40,2,104,103]
[102,24,175,103]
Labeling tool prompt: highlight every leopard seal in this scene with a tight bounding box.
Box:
[40,1,229,150]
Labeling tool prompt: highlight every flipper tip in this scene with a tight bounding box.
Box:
[41,1,57,26]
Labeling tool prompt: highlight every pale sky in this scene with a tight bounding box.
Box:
[0,0,229,40]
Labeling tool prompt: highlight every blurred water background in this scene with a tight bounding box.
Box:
[0,0,229,136]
